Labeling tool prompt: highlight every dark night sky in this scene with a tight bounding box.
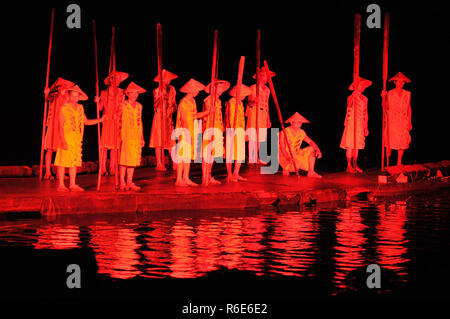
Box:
[1,0,448,171]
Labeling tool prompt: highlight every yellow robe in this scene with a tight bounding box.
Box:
[387,89,412,150]
[175,96,198,161]
[246,84,271,141]
[225,97,246,161]
[100,87,124,149]
[202,95,224,158]
[44,92,68,150]
[340,93,368,150]
[54,103,85,168]
[149,86,177,149]
[279,126,314,172]
[120,101,143,167]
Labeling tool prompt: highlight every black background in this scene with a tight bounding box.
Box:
[1,0,448,170]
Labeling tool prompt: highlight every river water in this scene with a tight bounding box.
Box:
[1,188,449,300]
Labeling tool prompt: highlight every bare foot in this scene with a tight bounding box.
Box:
[307,171,322,179]
[156,165,167,171]
[234,175,247,181]
[175,180,187,187]
[346,167,357,174]
[209,177,221,185]
[69,184,85,192]
[185,179,198,187]
[354,166,363,173]
[282,170,290,176]
[44,174,54,180]
[128,183,141,191]
[120,183,127,191]
[226,175,237,183]
[57,185,69,192]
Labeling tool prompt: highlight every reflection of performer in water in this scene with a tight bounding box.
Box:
[381,72,412,166]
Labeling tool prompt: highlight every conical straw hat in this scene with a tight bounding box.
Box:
[125,82,147,94]
[180,78,205,93]
[285,112,310,124]
[67,85,88,101]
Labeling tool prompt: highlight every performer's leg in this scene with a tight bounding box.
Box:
[110,149,119,175]
[346,149,355,173]
[119,165,127,189]
[44,149,54,179]
[183,162,198,186]
[127,167,140,190]
[307,153,322,178]
[226,162,234,182]
[175,161,187,186]
[353,150,363,173]
[209,162,221,184]
[233,162,247,181]
[248,139,256,164]
[397,150,404,166]
[101,149,108,175]
[202,161,209,186]
[69,167,84,191]
[57,166,68,191]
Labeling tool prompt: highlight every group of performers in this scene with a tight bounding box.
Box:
[41,67,412,192]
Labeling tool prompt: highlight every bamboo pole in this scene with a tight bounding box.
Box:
[255,29,261,163]
[353,13,361,168]
[39,8,55,181]
[381,13,390,170]
[156,23,165,167]
[92,20,103,191]
[263,60,299,177]
[205,29,219,185]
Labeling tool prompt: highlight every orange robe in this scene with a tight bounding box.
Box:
[246,84,271,141]
[44,91,68,150]
[100,87,125,149]
[225,97,246,161]
[279,126,314,172]
[340,93,368,150]
[149,85,177,150]
[120,101,144,167]
[54,103,85,168]
[202,95,224,158]
[387,89,412,150]
[175,96,198,161]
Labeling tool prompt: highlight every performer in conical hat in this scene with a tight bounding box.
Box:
[201,79,230,185]
[54,84,103,192]
[340,76,372,173]
[279,112,322,177]
[381,72,412,166]
[149,69,178,171]
[174,78,209,186]
[43,77,74,180]
[119,82,146,191]
[246,67,274,164]
[96,70,128,176]
[225,84,252,182]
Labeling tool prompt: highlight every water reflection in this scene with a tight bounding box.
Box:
[1,194,448,292]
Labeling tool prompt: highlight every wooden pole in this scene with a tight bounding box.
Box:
[353,13,361,168]
[233,56,245,129]
[205,29,219,185]
[39,8,55,181]
[110,26,120,188]
[156,23,165,167]
[263,60,299,177]
[93,20,103,191]
[255,29,261,164]
[381,13,390,170]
